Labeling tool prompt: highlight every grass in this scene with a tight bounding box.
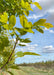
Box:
[1,66,54,75]
[0,61,54,75]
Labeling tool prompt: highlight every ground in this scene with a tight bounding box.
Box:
[0,66,54,75]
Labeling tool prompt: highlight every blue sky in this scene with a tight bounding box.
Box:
[15,0,54,64]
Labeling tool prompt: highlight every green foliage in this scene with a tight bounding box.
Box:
[16,51,40,57]
[23,52,40,56]
[33,19,53,33]
[16,51,24,57]
[21,0,33,11]
[18,44,26,46]
[32,2,42,10]
[0,12,8,23]
[33,19,53,29]
[19,38,31,43]
[23,10,29,16]
[15,27,27,35]
[34,26,44,33]
[0,35,9,51]
[0,0,53,74]
[9,15,16,29]
[20,15,33,28]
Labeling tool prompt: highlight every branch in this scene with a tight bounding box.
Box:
[0,38,18,70]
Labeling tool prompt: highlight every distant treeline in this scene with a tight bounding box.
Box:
[17,61,54,69]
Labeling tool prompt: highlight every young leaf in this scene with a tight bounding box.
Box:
[23,10,29,16]
[2,24,9,30]
[24,28,34,33]
[33,19,53,29]
[38,28,44,33]
[21,0,25,8]
[16,51,24,57]
[33,19,46,26]
[0,12,8,23]
[21,0,33,11]
[32,2,42,10]
[16,51,40,57]
[23,52,41,56]
[19,15,27,27]
[20,15,33,29]
[43,23,53,29]
[15,27,27,35]
[34,26,44,33]
[25,2,33,11]
[18,44,26,46]
[20,38,31,43]
[9,15,16,29]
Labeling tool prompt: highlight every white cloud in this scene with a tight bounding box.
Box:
[44,28,54,33]
[19,42,29,46]
[49,30,54,33]
[34,44,38,47]
[43,45,54,53]
[48,9,54,13]
[27,14,43,19]
[43,45,53,49]
[31,0,54,23]
[9,39,38,49]
[17,44,38,51]
[26,44,38,51]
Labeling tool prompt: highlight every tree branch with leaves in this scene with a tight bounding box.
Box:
[0,0,53,75]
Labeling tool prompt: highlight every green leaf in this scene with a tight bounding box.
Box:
[16,51,40,57]
[23,52,41,56]
[14,32,20,38]
[7,71,14,75]
[2,24,9,30]
[43,23,53,29]
[21,0,25,8]
[25,2,33,11]
[21,0,33,11]
[20,38,31,43]
[0,12,8,23]
[1,52,10,57]
[0,36,9,51]
[16,51,24,57]
[33,19,53,29]
[24,28,34,33]
[38,28,44,33]
[9,15,16,29]
[32,2,42,10]
[20,15,32,29]
[18,44,26,46]
[13,27,34,35]
[34,26,44,33]
[15,27,27,35]
[19,15,27,27]
[23,10,29,16]
[33,19,46,26]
